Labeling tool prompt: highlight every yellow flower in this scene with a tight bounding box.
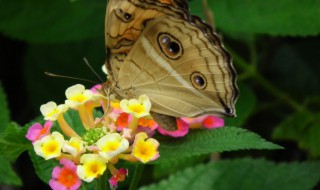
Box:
[96,133,129,160]
[40,101,68,121]
[131,132,159,163]
[76,154,107,182]
[33,132,64,160]
[65,84,94,109]
[62,137,85,157]
[120,95,151,118]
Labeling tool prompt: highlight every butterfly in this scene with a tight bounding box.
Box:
[104,0,238,131]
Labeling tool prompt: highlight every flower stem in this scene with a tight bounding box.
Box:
[129,164,145,190]
[78,105,94,130]
[57,115,80,138]
[97,171,109,190]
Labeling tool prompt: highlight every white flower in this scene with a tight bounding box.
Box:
[33,132,64,160]
[120,95,151,118]
[65,84,94,109]
[40,101,68,121]
[96,133,129,160]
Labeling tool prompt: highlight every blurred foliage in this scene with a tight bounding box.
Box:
[0,0,320,189]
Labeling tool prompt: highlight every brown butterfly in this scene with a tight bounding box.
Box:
[104,0,238,131]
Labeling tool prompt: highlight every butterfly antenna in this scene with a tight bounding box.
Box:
[83,57,104,83]
[45,72,97,84]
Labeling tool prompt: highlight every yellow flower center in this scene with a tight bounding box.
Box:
[47,109,60,118]
[70,141,81,151]
[70,94,87,103]
[84,162,105,177]
[134,141,156,161]
[102,141,120,152]
[42,140,60,156]
[128,104,145,114]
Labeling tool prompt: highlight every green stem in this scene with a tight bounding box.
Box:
[228,46,305,112]
[129,164,145,190]
[97,171,109,190]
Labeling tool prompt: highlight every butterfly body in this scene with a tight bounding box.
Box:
[105,0,238,130]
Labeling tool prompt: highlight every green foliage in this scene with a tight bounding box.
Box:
[141,158,320,190]
[273,111,320,157]
[0,122,31,161]
[225,84,256,126]
[207,0,320,37]
[28,149,58,183]
[0,0,105,43]
[155,127,281,163]
[0,85,22,187]
[0,156,22,186]
[0,83,10,133]
[0,0,320,189]
[153,155,207,179]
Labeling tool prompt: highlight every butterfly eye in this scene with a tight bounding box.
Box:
[116,8,133,22]
[190,72,207,90]
[158,33,183,59]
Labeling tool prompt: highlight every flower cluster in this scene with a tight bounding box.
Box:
[26,84,224,190]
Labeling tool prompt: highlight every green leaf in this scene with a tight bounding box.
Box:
[208,0,320,36]
[0,83,10,133]
[28,149,58,183]
[141,158,320,190]
[0,0,105,43]
[153,155,207,179]
[63,109,86,136]
[154,127,282,163]
[0,122,31,161]
[225,84,256,126]
[273,111,320,157]
[0,155,22,186]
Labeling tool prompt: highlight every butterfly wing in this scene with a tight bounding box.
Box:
[117,15,238,118]
[105,0,189,80]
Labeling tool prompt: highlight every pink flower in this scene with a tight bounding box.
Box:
[90,84,102,93]
[116,112,132,131]
[26,121,52,142]
[157,119,189,137]
[202,115,224,129]
[49,159,81,190]
[109,168,128,188]
[181,115,224,129]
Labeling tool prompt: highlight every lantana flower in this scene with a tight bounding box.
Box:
[40,101,68,121]
[157,119,189,137]
[182,115,224,129]
[65,84,98,129]
[49,158,81,190]
[120,95,151,118]
[40,101,79,138]
[201,115,224,129]
[131,132,159,163]
[65,84,94,109]
[116,112,132,131]
[76,154,107,182]
[96,133,129,160]
[26,121,52,143]
[108,166,128,188]
[33,132,64,160]
[62,137,85,158]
